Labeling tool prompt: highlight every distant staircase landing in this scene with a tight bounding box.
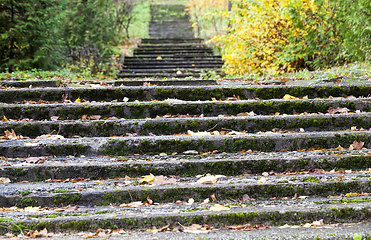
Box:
[119,4,223,79]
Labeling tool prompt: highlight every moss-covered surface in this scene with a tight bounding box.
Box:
[1,155,370,181]
[1,206,369,234]
[1,114,368,138]
[100,133,371,156]
[0,99,368,120]
[4,180,369,208]
[0,85,370,103]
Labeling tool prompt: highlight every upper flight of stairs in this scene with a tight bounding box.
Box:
[119,4,224,79]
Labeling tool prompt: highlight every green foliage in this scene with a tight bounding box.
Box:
[0,0,141,73]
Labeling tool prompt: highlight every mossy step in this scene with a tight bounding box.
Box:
[0,130,369,157]
[0,113,369,138]
[1,85,370,103]
[120,68,220,74]
[1,151,369,181]
[117,72,208,78]
[33,222,371,240]
[141,38,203,44]
[123,60,224,65]
[1,171,370,207]
[124,56,221,60]
[112,79,217,86]
[0,99,369,120]
[122,64,223,69]
[0,198,369,235]
[134,50,213,55]
[0,80,59,88]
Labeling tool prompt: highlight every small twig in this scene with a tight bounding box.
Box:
[207,124,218,132]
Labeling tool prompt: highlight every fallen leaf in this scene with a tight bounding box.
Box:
[150,175,177,185]
[156,56,162,60]
[139,173,155,183]
[0,177,11,183]
[328,107,349,114]
[143,195,153,206]
[24,206,41,212]
[197,174,225,184]
[36,134,65,140]
[349,140,364,150]
[120,201,143,207]
[283,94,297,99]
[50,116,59,121]
[25,157,45,164]
[225,223,269,231]
[74,97,82,103]
[345,192,358,197]
[89,115,101,120]
[181,224,213,233]
[209,204,230,211]
[2,116,8,122]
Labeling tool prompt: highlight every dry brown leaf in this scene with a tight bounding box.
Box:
[89,115,101,120]
[181,224,213,234]
[150,175,177,185]
[158,224,171,232]
[25,157,46,164]
[349,140,364,150]
[120,201,143,207]
[225,223,269,231]
[50,116,59,121]
[328,107,349,114]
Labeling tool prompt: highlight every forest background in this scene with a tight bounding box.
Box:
[0,0,370,78]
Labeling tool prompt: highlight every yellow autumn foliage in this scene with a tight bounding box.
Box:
[188,0,341,75]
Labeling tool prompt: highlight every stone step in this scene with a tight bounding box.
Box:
[117,72,209,78]
[1,151,369,181]
[1,85,369,103]
[134,53,214,58]
[0,130,369,157]
[141,39,204,44]
[0,198,369,235]
[1,170,370,207]
[113,79,218,86]
[120,68,220,74]
[0,98,369,120]
[137,43,209,48]
[123,60,224,65]
[32,222,371,240]
[122,64,224,69]
[0,113,369,138]
[124,56,222,61]
[134,49,214,55]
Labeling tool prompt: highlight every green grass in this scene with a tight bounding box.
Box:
[129,1,151,39]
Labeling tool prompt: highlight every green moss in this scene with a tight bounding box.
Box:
[54,194,81,206]
[15,197,37,207]
[53,189,77,193]
[20,190,31,196]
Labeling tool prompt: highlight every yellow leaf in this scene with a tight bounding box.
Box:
[345,192,358,197]
[209,204,230,211]
[75,97,81,103]
[25,206,41,212]
[2,116,8,122]
[156,56,162,60]
[283,94,298,99]
[139,173,155,183]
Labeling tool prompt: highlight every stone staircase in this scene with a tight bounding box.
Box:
[119,4,223,79]
[0,77,370,238]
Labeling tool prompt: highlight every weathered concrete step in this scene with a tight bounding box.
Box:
[134,49,214,55]
[0,130,369,157]
[1,170,370,207]
[113,79,218,86]
[137,43,209,48]
[135,45,211,51]
[0,113,369,138]
[38,222,371,240]
[122,64,223,69]
[0,199,369,234]
[134,53,214,57]
[1,85,370,103]
[120,68,220,74]
[0,98,369,120]
[123,60,224,65]
[124,56,222,61]
[1,151,369,181]
[117,72,207,78]
[141,38,204,44]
